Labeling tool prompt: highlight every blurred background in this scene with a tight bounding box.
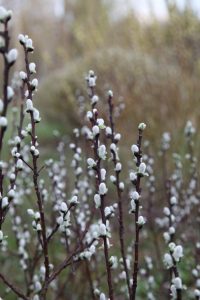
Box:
[0,2,199,298]
[1,0,200,149]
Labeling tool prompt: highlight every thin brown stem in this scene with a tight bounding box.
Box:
[131,128,143,300]
[107,93,131,298]
[0,272,29,300]
[22,46,50,299]
[87,79,114,299]
[0,22,10,152]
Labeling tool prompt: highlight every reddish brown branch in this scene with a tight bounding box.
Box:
[131,128,143,300]
[107,92,131,298]
[0,272,29,300]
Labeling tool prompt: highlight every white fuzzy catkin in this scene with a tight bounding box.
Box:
[91,95,99,105]
[27,209,34,216]
[130,172,137,182]
[26,38,34,50]
[108,90,113,97]
[101,168,106,181]
[6,48,18,64]
[138,216,145,226]
[173,277,182,290]
[0,117,7,127]
[18,34,25,44]
[99,183,108,195]
[2,197,8,208]
[163,253,173,269]
[173,245,183,262]
[87,158,96,168]
[19,71,27,80]
[7,86,14,100]
[98,145,107,160]
[26,99,33,111]
[106,126,112,136]
[99,223,107,236]
[99,293,106,300]
[69,196,78,205]
[131,144,139,154]
[131,191,140,200]
[94,194,101,208]
[29,62,36,73]
[16,159,23,170]
[138,162,146,174]
[0,99,3,113]
[115,162,122,171]
[0,230,3,242]
[138,123,146,130]
[92,125,100,136]
[60,202,68,212]
[0,7,12,22]
[33,109,41,122]
[31,78,38,88]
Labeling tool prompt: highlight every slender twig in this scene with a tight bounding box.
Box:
[70,134,95,299]
[107,91,131,298]
[0,21,10,152]
[0,272,29,300]
[22,45,50,299]
[44,231,96,289]
[131,128,143,300]
[20,157,34,172]
[86,74,114,299]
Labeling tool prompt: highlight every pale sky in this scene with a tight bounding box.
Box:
[116,0,200,20]
[53,0,200,20]
[1,0,199,21]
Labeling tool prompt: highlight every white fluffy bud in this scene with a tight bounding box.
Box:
[130,172,137,181]
[26,38,34,51]
[26,99,33,112]
[173,245,183,262]
[0,230,3,242]
[131,144,139,154]
[19,71,27,80]
[138,216,145,226]
[69,196,78,205]
[29,62,36,73]
[0,117,7,127]
[108,90,113,97]
[173,277,182,290]
[0,99,3,113]
[60,202,68,212]
[0,7,12,23]
[2,197,8,208]
[98,145,107,160]
[138,162,146,175]
[31,78,38,88]
[33,109,41,122]
[99,183,108,195]
[131,191,140,200]
[99,223,107,236]
[18,34,26,44]
[138,123,146,130]
[6,49,18,64]
[94,194,101,208]
[101,168,106,181]
[16,159,23,170]
[92,125,100,136]
[163,253,173,269]
[99,293,106,300]
[106,126,112,136]
[91,95,99,105]
[115,162,122,172]
[87,158,96,168]
[7,86,14,100]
